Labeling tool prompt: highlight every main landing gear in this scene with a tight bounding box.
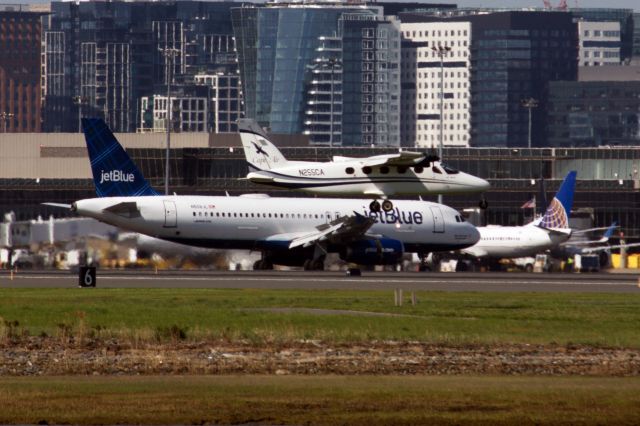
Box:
[253,259,273,270]
[303,256,325,271]
[369,199,394,213]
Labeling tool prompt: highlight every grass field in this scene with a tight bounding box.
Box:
[1,375,639,425]
[1,288,639,347]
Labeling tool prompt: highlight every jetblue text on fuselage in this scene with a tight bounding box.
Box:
[365,208,423,225]
[100,169,135,184]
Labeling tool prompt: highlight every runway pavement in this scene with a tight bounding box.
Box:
[1,269,640,293]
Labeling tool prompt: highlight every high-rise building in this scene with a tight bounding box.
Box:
[547,66,640,147]
[300,13,401,147]
[632,13,640,60]
[233,2,404,146]
[577,21,621,66]
[400,11,578,148]
[571,8,634,62]
[0,5,45,133]
[42,1,242,133]
[400,21,471,148]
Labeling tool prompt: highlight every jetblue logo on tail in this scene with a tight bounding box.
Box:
[82,118,159,197]
[100,170,135,184]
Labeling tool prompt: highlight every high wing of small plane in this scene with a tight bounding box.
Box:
[238,119,489,213]
[48,118,480,272]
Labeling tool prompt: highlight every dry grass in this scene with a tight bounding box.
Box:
[0,376,639,425]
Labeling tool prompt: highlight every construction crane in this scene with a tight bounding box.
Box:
[542,0,570,10]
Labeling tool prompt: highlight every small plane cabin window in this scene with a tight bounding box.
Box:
[345,167,355,174]
[362,166,372,174]
[443,164,460,175]
[221,212,225,217]
[268,213,272,218]
[397,166,407,174]
[251,213,254,218]
[380,166,390,174]
[414,166,424,174]
[234,213,237,217]
[432,166,442,174]
[193,212,196,217]
[216,212,220,217]
[455,216,460,223]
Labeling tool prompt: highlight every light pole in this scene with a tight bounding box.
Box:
[73,96,86,133]
[159,47,180,195]
[432,45,451,204]
[521,97,538,149]
[0,112,14,133]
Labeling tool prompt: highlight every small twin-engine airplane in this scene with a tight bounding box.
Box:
[45,118,480,271]
[238,119,490,213]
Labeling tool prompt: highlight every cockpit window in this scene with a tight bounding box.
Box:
[432,166,442,174]
[442,164,460,175]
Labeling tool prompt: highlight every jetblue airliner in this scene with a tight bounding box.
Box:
[48,118,480,270]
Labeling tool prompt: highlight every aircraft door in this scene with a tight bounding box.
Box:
[429,206,445,233]
[163,200,177,228]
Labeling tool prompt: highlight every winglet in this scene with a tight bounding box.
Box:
[82,118,159,197]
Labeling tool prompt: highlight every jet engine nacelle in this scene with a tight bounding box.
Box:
[340,238,404,266]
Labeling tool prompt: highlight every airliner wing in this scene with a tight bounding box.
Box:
[580,242,640,254]
[360,151,436,167]
[287,212,375,249]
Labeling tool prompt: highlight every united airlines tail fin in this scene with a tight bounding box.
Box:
[238,119,289,171]
[535,171,577,230]
[82,118,159,197]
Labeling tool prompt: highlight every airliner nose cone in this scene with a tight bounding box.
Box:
[478,177,490,191]
[469,225,481,245]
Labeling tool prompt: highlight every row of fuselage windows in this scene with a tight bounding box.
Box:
[346,165,459,175]
[482,236,520,241]
[193,211,335,220]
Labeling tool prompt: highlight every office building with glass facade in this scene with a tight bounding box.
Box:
[547,69,640,147]
[42,1,242,132]
[233,2,400,146]
[400,11,578,148]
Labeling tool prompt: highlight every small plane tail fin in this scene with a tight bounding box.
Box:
[238,119,288,171]
[537,171,577,230]
[82,118,159,197]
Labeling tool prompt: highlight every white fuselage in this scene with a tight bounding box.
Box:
[247,160,489,197]
[465,225,571,258]
[73,195,479,253]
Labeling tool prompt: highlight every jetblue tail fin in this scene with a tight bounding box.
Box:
[82,118,159,197]
[238,119,289,171]
[537,171,577,230]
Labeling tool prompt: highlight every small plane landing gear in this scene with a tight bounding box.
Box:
[369,199,394,212]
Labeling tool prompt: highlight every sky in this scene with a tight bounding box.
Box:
[11,0,640,12]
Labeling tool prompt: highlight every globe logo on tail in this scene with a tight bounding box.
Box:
[540,198,568,229]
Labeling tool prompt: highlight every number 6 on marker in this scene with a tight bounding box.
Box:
[79,267,96,288]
